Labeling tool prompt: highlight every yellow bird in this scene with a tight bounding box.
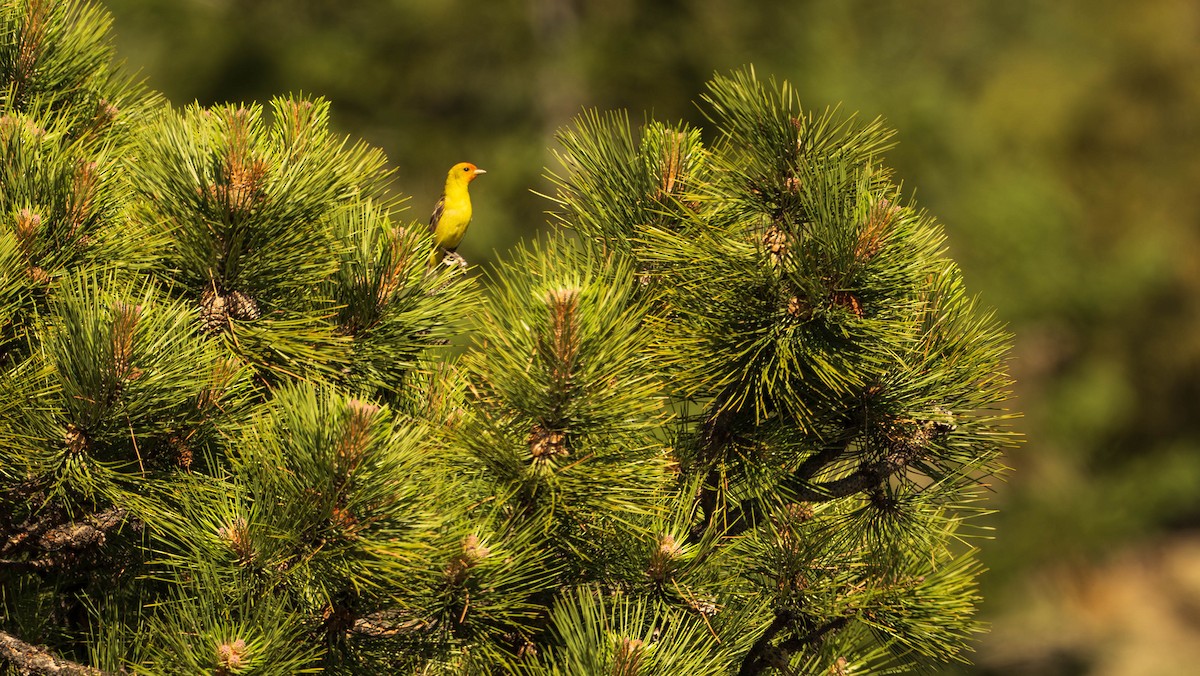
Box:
[428,162,486,269]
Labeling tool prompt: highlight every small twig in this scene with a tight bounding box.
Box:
[785,460,892,502]
[556,453,595,473]
[687,410,737,543]
[725,438,859,537]
[688,464,722,543]
[125,416,144,476]
[0,557,59,572]
[671,580,720,643]
[458,591,470,625]
[794,437,854,482]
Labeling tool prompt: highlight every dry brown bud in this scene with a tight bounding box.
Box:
[217,517,254,564]
[93,99,119,128]
[856,196,901,261]
[26,266,49,285]
[528,423,568,460]
[199,358,242,410]
[646,533,683,583]
[444,533,491,584]
[656,130,688,199]
[169,434,193,470]
[111,301,141,381]
[612,637,645,676]
[377,232,412,302]
[13,208,42,254]
[330,505,358,536]
[0,114,46,141]
[64,424,88,455]
[544,287,581,377]
[831,290,864,318]
[68,161,98,235]
[337,399,379,470]
[786,295,807,318]
[462,533,491,563]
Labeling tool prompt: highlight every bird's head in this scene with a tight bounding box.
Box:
[449,162,486,184]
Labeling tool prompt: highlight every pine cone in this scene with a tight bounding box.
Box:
[762,224,789,262]
[199,288,229,333]
[227,290,260,320]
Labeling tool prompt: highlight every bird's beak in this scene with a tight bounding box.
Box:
[473,169,487,176]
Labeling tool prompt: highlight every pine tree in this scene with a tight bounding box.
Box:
[1,2,1015,674]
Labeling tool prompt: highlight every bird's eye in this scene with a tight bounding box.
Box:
[462,166,471,172]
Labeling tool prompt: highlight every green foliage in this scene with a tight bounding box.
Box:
[547,113,707,254]
[1,0,112,114]
[130,97,386,296]
[325,200,475,404]
[134,576,323,676]
[455,236,677,591]
[0,2,1016,674]
[126,96,396,384]
[518,587,739,675]
[544,66,1014,673]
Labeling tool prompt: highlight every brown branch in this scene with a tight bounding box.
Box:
[785,460,892,502]
[737,614,852,676]
[723,437,859,538]
[686,408,741,543]
[1,508,130,575]
[793,438,852,483]
[349,610,431,638]
[776,616,851,654]
[35,509,127,554]
[737,610,793,676]
[0,557,58,573]
[0,629,107,676]
[688,464,723,543]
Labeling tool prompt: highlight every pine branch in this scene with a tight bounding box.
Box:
[737,612,851,676]
[736,610,792,676]
[687,409,738,543]
[785,459,892,502]
[0,629,108,676]
[348,609,430,638]
[776,617,851,654]
[0,508,128,569]
[31,508,127,553]
[721,436,856,538]
[793,438,853,483]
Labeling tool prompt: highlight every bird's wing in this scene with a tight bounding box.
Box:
[428,195,446,233]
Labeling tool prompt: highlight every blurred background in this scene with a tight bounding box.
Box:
[101,1,1200,673]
